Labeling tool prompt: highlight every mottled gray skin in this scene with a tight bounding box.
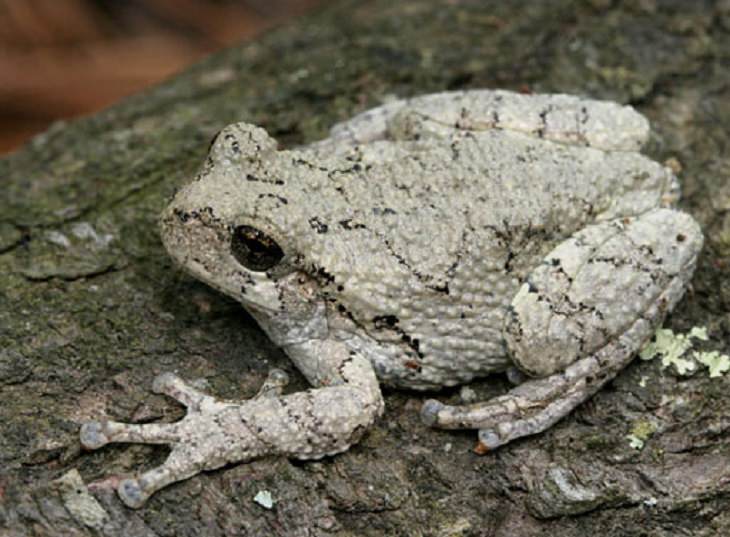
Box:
[80,89,703,508]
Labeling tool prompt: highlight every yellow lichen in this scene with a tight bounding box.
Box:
[693,350,730,378]
[639,326,726,377]
[626,420,657,450]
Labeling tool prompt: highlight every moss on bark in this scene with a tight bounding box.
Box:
[2,1,729,535]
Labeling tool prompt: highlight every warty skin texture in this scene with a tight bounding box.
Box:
[80,89,703,508]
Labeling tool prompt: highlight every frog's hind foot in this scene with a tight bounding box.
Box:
[422,348,628,450]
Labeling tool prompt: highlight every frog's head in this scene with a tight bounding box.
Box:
[161,121,428,353]
[159,123,319,321]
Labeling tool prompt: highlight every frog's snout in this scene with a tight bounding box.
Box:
[660,209,704,271]
[623,208,702,276]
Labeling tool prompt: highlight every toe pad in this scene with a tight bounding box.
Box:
[420,399,445,426]
[118,478,147,509]
[79,421,109,450]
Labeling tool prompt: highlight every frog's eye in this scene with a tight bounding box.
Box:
[230,225,284,272]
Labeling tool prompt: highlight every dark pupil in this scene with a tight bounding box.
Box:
[230,225,283,272]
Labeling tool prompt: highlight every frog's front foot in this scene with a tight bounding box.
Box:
[80,346,383,508]
[81,371,285,507]
[80,340,383,508]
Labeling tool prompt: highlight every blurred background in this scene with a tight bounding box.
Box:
[0,0,328,154]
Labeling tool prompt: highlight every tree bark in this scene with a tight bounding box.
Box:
[2,1,729,535]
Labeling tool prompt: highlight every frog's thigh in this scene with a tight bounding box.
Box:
[386,89,650,151]
[422,208,702,448]
[506,208,702,377]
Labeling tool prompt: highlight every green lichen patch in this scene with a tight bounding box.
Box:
[639,326,728,378]
[693,350,730,378]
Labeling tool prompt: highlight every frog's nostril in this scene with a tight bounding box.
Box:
[231,225,284,272]
[670,211,704,259]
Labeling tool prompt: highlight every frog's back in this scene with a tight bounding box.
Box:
[284,129,675,388]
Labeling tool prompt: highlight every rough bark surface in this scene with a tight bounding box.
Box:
[2,1,729,535]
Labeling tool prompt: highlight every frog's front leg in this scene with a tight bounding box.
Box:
[422,208,702,450]
[80,342,383,508]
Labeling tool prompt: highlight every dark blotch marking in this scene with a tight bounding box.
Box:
[339,219,367,230]
[258,193,288,205]
[308,217,329,234]
[246,173,285,185]
[373,315,399,329]
[372,207,397,216]
[429,282,450,294]
[504,250,516,272]
[314,266,335,285]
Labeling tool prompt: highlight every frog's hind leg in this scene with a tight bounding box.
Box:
[80,344,383,508]
[309,90,648,155]
[422,208,702,450]
[423,324,648,451]
[392,90,651,151]
[306,99,409,152]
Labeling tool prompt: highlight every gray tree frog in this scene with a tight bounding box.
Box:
[80,90,703,508]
